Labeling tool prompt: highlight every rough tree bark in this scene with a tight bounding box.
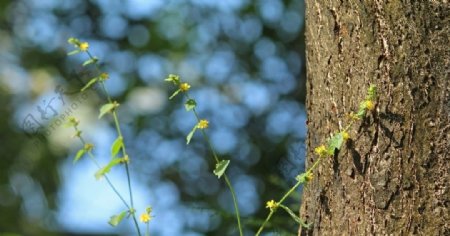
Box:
[300,1,449,235]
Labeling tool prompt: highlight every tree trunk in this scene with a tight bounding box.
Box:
[300,1,449,235]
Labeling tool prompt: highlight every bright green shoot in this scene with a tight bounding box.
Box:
[165,74,243,236]
[256,84,377,235]
[67,37,152,236]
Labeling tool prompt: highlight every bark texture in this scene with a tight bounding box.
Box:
[300,1,449,235]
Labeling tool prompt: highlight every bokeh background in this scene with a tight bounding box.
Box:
[0,0,306,235]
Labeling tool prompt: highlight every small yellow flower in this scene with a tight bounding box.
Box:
[365,100,375,111]
[266,200,278,211]
[79,42,89,51]
[314,145,328,157]
[197,119,209,129]
[100,72,109,80]
[179,83,191,92]
[140,212,151,223]
[342,131,350,141]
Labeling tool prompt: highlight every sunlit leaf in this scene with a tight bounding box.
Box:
[327,132,344,155]
[108,210,128,227]
[111,136,123,157]
[164,74,180,85]
[367,84,377,100]
[68,37,79,45]
[169,89,181,100]
[73,148,86,164]
[186,126,197,144]
[95,158,122,180]
[355,101,368,119]
[98,103,115,119]
[81,78,98,92]
[295,173,307,183]
[64,122,73,128]
[184,99,197,111]
[67,50,80,56]
[213,160,230,178]
[82,57,98,67]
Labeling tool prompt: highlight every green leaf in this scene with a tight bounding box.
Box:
[68,37,79,45]
[213,160,230,178]
[64,122,75,128]
[356,102,367,118]
[81,77,98,92]
[108,210,128,227]
[279,204,311,228]
[327,132,344,155]
[184,99,197,111]
[82,57,98,67]
[164,74,180,84]
[356,109,366,118]
[295,173,307,183]
[98,103,115,119]
[67,50,80,56]
[73,148,86,164]
[64,121,75,128]
[367,84,377,100]
[95,158,122,180]
[186,126,197,144]
[169,89,181,100]
[111,136,123,157]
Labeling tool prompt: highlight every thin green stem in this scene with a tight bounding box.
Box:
[195,114,243,236]
[256,179,303,236]
[305,158,322,175]
[255,92,375,234]
[343,120,355,132]
[256,211,275,236]
[130,213,141,236]
[82,50,141,236]
[74,127,131,209]
[194,117,220,163]
[182,93,242,236]
[98,82,136,207]
[223,174,243,236]
[256,86,376,234]
[256,157,322,235]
